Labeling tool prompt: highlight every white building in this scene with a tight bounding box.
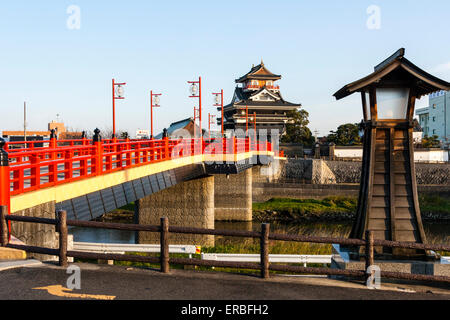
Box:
[416,90,449,147]
[135,129,150,139]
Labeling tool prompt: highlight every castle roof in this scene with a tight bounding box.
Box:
[235,61,281,83]
[222,86,301,111]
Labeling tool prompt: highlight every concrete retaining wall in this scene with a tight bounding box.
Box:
[11,201,58,261]
[278,159,450,185]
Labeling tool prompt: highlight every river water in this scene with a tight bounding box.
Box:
[69,221,450,247]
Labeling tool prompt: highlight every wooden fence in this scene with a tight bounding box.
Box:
[1,206,450,284]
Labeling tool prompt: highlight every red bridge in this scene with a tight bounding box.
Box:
[0,130,279,223]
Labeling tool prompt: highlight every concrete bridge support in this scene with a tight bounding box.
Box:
[136,175,215,246]
[214,169,252,221]
[10,201,58,261]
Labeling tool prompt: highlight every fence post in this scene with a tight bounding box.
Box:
[260,223,270,279]
[365,230,374,282]
[58,210,68,267]
[0,206,8,246]
[160,217,169,273]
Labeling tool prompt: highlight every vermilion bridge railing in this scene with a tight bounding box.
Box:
[1,135,278,199]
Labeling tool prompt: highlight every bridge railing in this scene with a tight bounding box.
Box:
[1,206,449,284]
[2,135,276,199]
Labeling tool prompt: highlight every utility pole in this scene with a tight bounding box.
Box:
[24,102,27,142]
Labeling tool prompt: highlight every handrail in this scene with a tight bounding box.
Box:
[3,137,276,197]
[1,207,449,284]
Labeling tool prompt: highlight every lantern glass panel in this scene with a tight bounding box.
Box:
[214,94,220,105]
[154,95,160,106]
[116,85,124,98]
[376,88,410,120]
[190,83,198,96]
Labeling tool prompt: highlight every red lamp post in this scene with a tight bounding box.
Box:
[150,91,161,139]
[245,106,248,132]
[212,89,224,137]
[253,112,257,136]
[188,77,202,138]
[240,106,249,133]
[193,106,200,139]
[112,78,126,139]
[208,113,216,140]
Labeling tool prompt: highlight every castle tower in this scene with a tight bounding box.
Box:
[218,61,301,139]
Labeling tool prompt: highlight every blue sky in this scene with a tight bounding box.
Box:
[1,0,450,137]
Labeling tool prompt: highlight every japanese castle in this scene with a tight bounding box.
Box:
[218,60,301,138]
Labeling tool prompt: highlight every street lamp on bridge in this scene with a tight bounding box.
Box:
[188,77,202,139]
[212,90,224,137]
[208,113,216,140]
[112,79,126,139]
[150,91,161,139]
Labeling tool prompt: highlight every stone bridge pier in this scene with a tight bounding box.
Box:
[214,169,252,222]
[136,175,215,246]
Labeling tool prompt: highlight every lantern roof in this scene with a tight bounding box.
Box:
[333,48,450,100]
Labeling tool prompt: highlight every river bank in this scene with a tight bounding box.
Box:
[95,195,450,224]
[253,196,450,223]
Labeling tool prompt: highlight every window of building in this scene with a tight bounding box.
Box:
[433,116,436,122]
[432,129,436,134]
[432,104,436,109]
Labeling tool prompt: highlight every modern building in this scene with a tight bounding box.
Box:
[218,61,301,139]
[48,120,65,135]
[135,129,150,139]
[2,120,81,141]
[416,90,449,147]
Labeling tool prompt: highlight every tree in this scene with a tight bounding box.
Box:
[327,123,362,146]
[422,135,441,148]
[281,109,315,147]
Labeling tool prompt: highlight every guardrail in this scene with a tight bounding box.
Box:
[201,253,331,267]
[73,242,201,256]
[1,206,449,284]
[71,242,330,266]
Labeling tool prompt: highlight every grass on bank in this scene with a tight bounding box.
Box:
[253,197,357,220]
[419,194,450,215]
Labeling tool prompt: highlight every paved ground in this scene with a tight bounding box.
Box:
[0,262,449,300]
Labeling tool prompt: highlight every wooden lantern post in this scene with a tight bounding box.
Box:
[334,49,450,259]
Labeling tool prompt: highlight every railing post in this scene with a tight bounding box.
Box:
[49,129,57,149]
[30,154,40,189]
[0,139,10,241]
[81,131,87,146]
[160,217,169,273]
[260,223,270,279]
[93,128,103,175]
[164,138,169,160]
[365,230,374,283]
[48,129,58,183]
[0,206,8,247]
[64,150,73,180]
[58,210,68,267]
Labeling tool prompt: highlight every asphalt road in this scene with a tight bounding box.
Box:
[0,262,449,301]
